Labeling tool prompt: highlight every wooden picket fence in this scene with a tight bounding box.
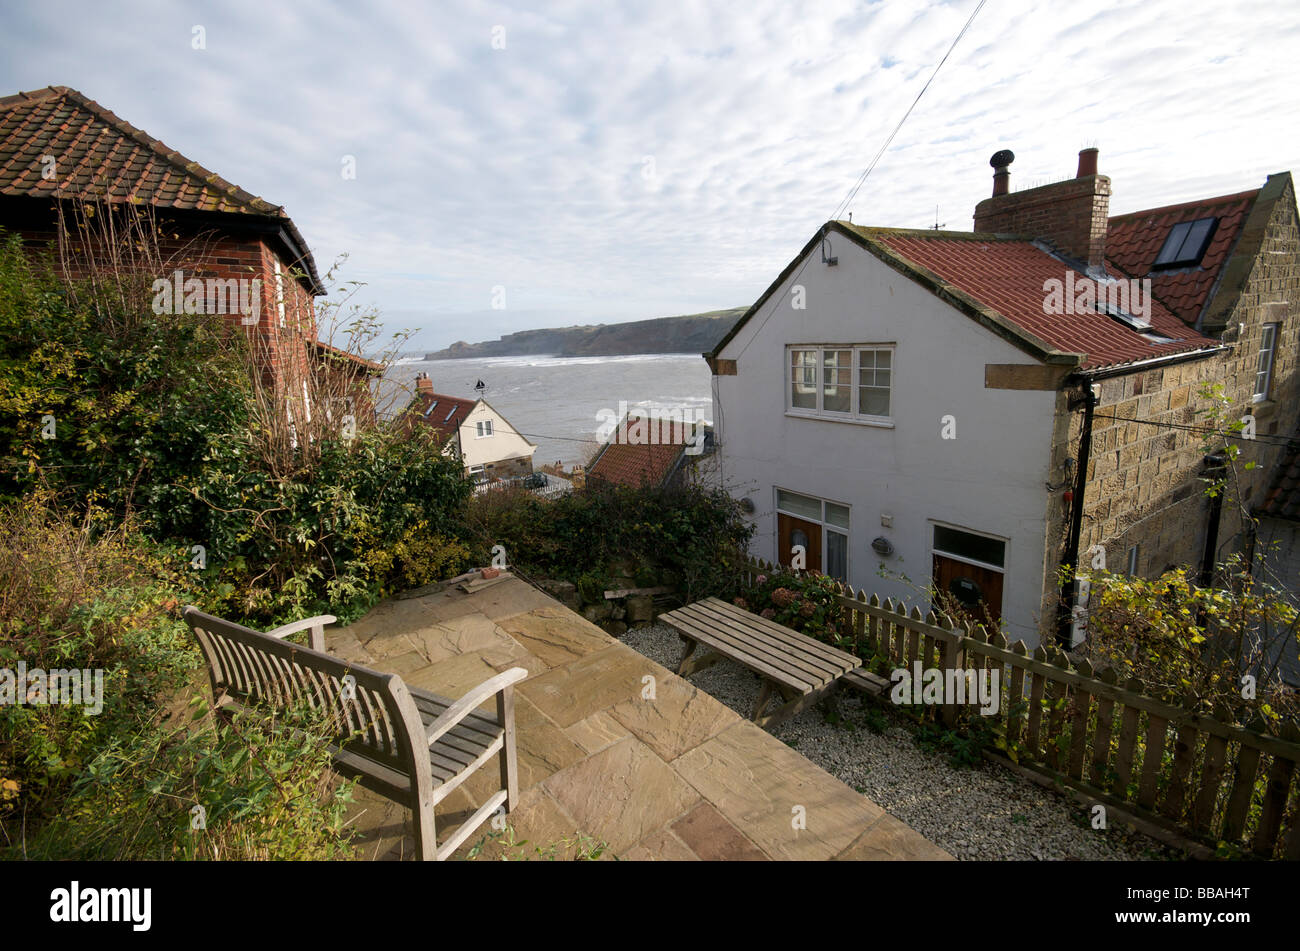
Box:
[740,559,1300,859]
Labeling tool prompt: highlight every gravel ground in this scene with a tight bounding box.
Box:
[623,622,1178,861]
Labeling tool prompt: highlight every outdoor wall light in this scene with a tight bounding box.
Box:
[739,497,756,514]
[871,536,895,557]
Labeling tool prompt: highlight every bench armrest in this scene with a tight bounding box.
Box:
[266,615,337,651]
[425,667,528,748]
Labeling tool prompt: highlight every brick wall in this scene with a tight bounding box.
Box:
[974,170,1111,268]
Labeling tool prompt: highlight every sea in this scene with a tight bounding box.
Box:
[382,353,713,468]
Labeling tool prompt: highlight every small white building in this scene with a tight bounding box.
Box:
[702,149,1287,649]
[411,373,537,481]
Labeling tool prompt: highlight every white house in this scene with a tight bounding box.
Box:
[705,149,1291,649]
[411,373,537,480]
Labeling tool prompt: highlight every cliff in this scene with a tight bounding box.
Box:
[425,307,747,360]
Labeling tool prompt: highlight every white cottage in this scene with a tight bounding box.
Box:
[411,373,537,481]
[703,149,1293,649]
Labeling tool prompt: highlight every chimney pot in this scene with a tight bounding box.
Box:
[989,149,1015,197]
[1077,148,1099,178]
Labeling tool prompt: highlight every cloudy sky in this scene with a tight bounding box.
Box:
[2,0,1298,352]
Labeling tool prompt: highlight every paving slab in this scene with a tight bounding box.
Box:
[496,607,612,667]
[673,720,885,860]
[606,664,741,762]
[671,801,768,861]
[622,827,700,861]
[835,814,956,861]
[332,575,946,862]
[519,643,661,728]
[541,735,702,854]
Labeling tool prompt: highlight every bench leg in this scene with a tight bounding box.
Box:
[497,684,520,813]
[752,680,773,722]
[677,636,725,678]
[412,787,438,861]
[676,636,698,676]
[755,682,835,732]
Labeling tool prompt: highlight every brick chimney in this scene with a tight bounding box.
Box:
[415,372,434,395]
[973,148,1111,269]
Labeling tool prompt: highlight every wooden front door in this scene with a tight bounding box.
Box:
[777,513,822,573]
[933,554,1003,626]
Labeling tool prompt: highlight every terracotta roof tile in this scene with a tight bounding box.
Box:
[587,416,692,488]
[412,391,478,439]
[0,85,321,290]
[1106,189,1258,325]
[854,227,1222,371]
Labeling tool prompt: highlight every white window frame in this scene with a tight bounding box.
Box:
[774,488,850,582]
[274,259,286,329]
[476,419,494,438]
[1254,323,1279,402]
[786,344,894,425]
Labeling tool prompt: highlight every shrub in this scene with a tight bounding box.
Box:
[0,492,196,824]
[20,700,357,861]
[738,569,854,649]
[466,480,752,602]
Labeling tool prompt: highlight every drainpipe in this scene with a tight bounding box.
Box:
[1058,383,1098,647]
[1199,452,1228,588]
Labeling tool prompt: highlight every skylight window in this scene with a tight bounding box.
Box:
[445,407,457,423]
[424,400,438,417]
[1153,217,1217,269]
[1096,298,1151,332]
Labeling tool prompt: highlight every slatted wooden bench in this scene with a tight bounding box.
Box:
[182,606,526,861]
[660,597,862,730]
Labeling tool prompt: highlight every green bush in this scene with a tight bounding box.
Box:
[737,568,855,649]
[0,229,473,624]
[466,480,752,602]
[21,699,357,861]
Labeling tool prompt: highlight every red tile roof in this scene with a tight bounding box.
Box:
[0,85,322,291]
[412,391,478,439]
[587,416,692,488]
[855,227,1222,371]
[1106,189,1258,326]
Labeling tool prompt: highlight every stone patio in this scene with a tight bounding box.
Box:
[332,574,953,861]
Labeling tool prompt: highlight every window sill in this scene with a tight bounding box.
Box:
[785,410,894,429]
[1250,398,1277,418]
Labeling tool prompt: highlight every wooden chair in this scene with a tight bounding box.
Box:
[182,606,526,860]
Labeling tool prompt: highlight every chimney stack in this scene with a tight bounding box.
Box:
[415,372,434,395]
[973,148,1111,270]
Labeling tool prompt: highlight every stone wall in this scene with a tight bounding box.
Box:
[1041,177,1300,643]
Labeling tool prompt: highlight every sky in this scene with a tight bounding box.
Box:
[2,0,1298,353]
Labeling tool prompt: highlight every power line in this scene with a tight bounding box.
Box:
[1090,412,1298,449]
[735,0,987,360]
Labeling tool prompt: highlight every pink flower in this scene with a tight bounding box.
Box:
[733,597,750,611]
[756,574,767,585]
[799,601,816,618]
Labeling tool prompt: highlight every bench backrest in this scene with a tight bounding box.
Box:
[183,607,428,786]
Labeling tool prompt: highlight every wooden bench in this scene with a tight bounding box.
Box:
[182,606,526,861]
[660,597,862,730]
